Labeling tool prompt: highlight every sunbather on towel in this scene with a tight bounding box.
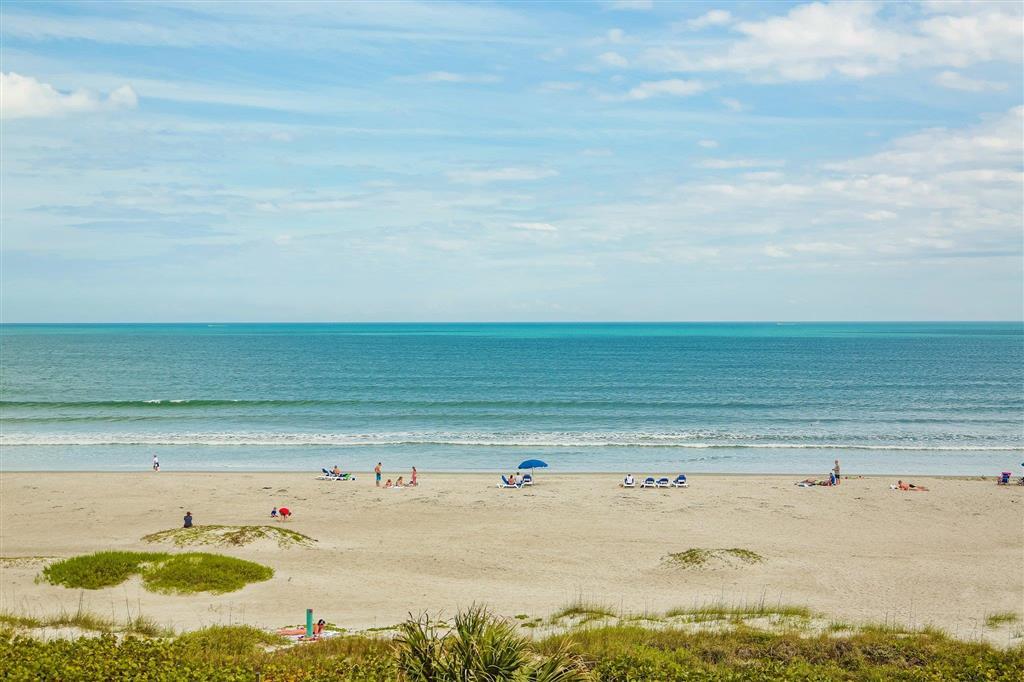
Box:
[896,480,929,491]
[385,478,393,488]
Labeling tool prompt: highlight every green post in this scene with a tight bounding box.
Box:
[306,608,313,638]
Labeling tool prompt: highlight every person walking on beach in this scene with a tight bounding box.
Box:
[375,462,382,487]
[152,454,160,472]
[183,511,193,528]
[832,459,841,485]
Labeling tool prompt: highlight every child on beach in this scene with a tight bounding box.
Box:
[375,463,382,487]
[183,511,192,528]
[833,459,841,485]
[152,455,160,472]
[384,479,393,488]
[279,507,291,520]
[410,467,418,486]
[395,476,405,487]
[271,507,278,519]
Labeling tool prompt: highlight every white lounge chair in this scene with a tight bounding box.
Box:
[639,476,657,488]
[521,473,534,486]
[671,474,688,488]
[656,477,671,488]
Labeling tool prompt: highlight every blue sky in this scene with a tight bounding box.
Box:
[1,0,1022,321]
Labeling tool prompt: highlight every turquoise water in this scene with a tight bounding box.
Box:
[1,323,1021,474]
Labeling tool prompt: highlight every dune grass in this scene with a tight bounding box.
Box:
[40,551,166,590]
[987,612,1021,628]
[142,524,315,548]
[664,602,812,623]
[39,551,272,595]
[4,609,1023,681]
[549,599,618,624]
[663,547,764,568]
[141,553,273,594]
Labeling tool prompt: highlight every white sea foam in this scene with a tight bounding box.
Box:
[0,431,1018,450]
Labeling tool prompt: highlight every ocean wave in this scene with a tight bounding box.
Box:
[0,431,1019,450]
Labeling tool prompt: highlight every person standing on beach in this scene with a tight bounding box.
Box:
[833,459,841,485]
[375,462,382,487]
[152,454,160,472]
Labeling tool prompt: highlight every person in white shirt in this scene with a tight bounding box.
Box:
[152,454,160,472]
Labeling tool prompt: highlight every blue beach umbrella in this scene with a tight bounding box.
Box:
[517,459,548,481]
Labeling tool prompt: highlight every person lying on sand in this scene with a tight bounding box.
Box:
[384,479,393,488]
[395,476,405,487]
[895,480,929,491]
[314,619,325,637]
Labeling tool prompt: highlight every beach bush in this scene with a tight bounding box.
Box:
[40,551,272,594]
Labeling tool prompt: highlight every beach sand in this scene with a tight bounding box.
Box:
[1,472,1021,642]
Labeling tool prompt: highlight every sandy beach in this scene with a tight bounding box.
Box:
[1,471,1021,642]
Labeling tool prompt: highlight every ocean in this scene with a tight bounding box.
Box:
[1,323,1021,474]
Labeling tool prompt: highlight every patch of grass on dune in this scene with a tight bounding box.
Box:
[142,525,315,548]
[550,599,618,624]
[39,551,272,595]
[175,625,287,657]
[664,602,812,623]
[41,551,167,590]
[663,548,764,569]
[142,553,273,595]
[987,612,1020,628]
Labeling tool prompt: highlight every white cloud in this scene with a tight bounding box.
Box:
[447,167,558,184]
[721,97,743,112]
[1,72,137,119]
[622,79,707,100]
[512,222,558,232]
[607,28,625,44]
[696,158,785,169]
[685,10,733,30]
[402,71,501,84]
[598,51,629,68]
[697,139,718,148]
[933,70,1007,92]
[641,1,1023,82]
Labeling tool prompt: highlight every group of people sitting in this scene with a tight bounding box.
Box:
[384,468,418,488]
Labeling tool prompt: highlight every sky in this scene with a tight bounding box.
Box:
[1,0,1022,322]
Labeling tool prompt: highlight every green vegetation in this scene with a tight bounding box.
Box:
[664,602,812,623]
[663,547,764,568]
[3,608,1023,681]
[41,551,166,590]
[142,524,315,548]
[1,604,169,638]
[987,612,1021,628]
[550,600,617,624]
[40,551,272,595]
[141,553,274,594]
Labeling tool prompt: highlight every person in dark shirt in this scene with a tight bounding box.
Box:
[183,511,193,528]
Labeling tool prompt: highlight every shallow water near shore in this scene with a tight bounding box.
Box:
[2,322,1021,473]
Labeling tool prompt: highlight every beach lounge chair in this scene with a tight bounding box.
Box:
[671,474,688,488]
[316,468,337,480]
[639,477,657,488]
[997,472,1011,485]
[656,477,671,488]
[622,476,636,488]
[521,473,534,486]
[497,475,521,489]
